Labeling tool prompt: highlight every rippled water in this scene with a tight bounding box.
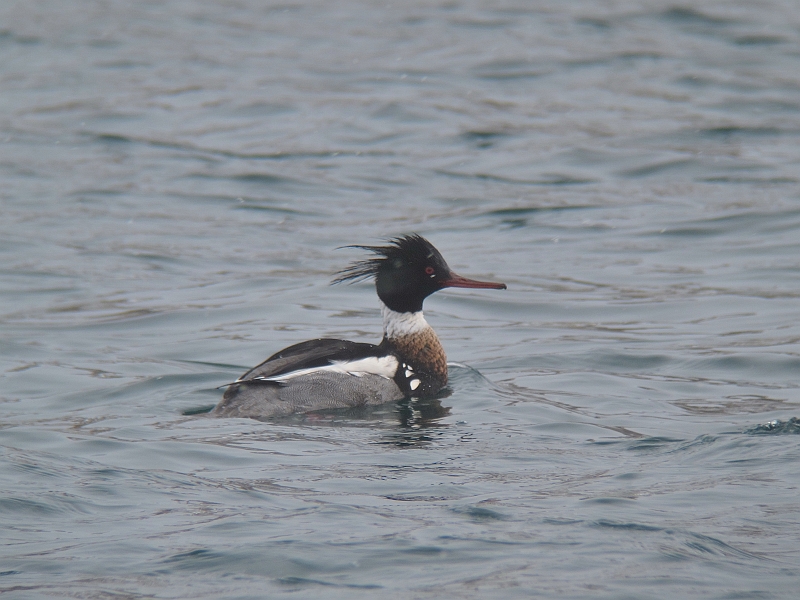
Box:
[2,1,800,598]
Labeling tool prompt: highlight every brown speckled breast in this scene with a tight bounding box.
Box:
[383,328,448,396]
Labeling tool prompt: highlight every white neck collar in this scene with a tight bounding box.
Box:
[380,302,430,338]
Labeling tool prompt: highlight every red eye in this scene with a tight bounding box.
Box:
[425,266,435,275]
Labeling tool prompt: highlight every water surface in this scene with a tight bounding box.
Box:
[2,1,800,598]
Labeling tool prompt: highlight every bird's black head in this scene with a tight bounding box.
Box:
[333,234,506,313]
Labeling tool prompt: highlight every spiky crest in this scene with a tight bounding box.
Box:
[331,234,442,285]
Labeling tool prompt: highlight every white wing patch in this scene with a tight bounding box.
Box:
[253,355,399,383]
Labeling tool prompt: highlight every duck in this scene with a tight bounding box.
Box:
[212,234,506,419]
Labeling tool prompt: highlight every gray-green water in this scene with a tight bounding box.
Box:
[2,1,800,598]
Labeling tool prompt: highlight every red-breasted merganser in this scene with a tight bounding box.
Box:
[212,234,506,419]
